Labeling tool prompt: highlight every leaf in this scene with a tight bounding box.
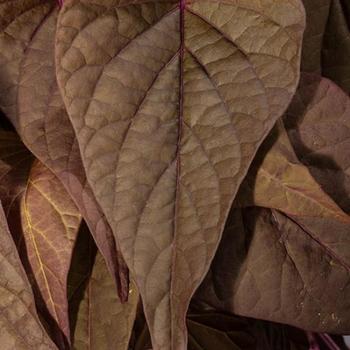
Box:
[0,129,34,243]
[133,310,310,350]
[68,224,139,350]
[196,121,350,333]
[0,0,129,301]
[300,0,331,73]
[21,159,82,346]
[301,0,350,93]
[195,206,350,334]
[322,0,350,94]
[0,201,57,349]
[56,1,305,348]
[236,121,350,224]
[284,74,350,213]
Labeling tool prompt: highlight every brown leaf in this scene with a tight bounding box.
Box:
[236,121,350,224]
[197,121,350,332]
[68,225,139,350]
[300,0,331,73]
[322,0,350,94]
[284,74,350,213]
[0,202,57,349]
[195,206,350,334]
[21,159,81,346]
[56,1,305,348]
[0,0,129,301]
[0,130,33,243]
[133,310,310,350]
[301,0,350,93]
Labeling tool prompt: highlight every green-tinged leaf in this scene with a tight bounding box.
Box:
[0,0,129,301]
[56,1,305,348]
[21,159,81,346]
[284,74,350,213]
[195,206,350,333]
[68,225,139,350]
[0,202,57,349]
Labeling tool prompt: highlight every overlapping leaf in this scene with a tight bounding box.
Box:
[21,159,81,346]
[133,310,310,350]
[0,0,128,300]
[0,202,57,350]
[284,74,350,213]
[68,226,139,350]
[301,0,350,93]
[197,122,350,333]
[0,129,33,243]
[56,1,305,348]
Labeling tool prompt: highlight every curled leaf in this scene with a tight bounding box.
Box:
[56,1,305,348]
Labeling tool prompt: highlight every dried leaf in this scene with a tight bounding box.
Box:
[0,0,129,301]
[284,74,350,213]
[21,159,81,346]
[0,202,57,349]
[68,225,139,350]
[56,1,305,348]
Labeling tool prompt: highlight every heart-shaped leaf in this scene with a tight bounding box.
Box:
[56,1,305,348]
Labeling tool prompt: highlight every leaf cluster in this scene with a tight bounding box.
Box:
[0,0,349,349]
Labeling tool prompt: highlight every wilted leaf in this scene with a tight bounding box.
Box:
[56,1,305,348]
[0,202,57,349]
[0,0,128,301]
[21,159,81,346]
[195,206,350,334]
[284,74,350,213]
[68,225,139,350]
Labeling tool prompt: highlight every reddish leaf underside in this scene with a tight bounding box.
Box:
[56,1,305,349]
